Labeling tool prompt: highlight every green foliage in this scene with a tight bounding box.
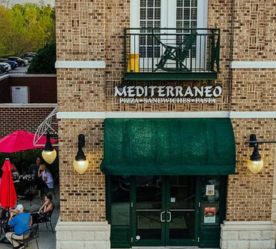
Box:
[27,42,56,74]
[0,3,55,57]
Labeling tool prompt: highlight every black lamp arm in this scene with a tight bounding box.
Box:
[78,134,85,147]
[75,134,86,161]
[44,132,54,151]
[245,134,276,147]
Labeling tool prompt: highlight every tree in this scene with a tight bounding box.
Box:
[27,42,56,74]
[0,5,18,56]
[0,3,55,56]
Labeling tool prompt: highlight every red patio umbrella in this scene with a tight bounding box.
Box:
[0,130,56,153]
[0,159,17,209]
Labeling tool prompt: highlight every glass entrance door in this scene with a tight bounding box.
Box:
[133,176,197,246]
[166,176,197,246]
[134,176,165,245]
[108,176,227,248]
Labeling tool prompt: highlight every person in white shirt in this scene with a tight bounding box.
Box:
[38,164,54,196]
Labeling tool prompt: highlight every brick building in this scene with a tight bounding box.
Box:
[0,74,57,137]
[55,1,276,249]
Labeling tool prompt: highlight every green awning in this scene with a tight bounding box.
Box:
[101,118,236,176]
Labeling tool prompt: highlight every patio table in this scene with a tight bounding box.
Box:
[15,175,35,196]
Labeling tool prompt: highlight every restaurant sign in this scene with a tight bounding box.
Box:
[115,85,222,104]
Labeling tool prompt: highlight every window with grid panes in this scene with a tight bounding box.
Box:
[139,0,161,58]
[138,0,198,59]
[176,0,198,58]
[176,0,198,30]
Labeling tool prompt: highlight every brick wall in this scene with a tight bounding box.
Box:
[232,1,276,60]
[57,69,105,112]
[56,0,276,224]
[105,0,233,112]
[228,119,276,221]
[58,119,105,222]
[56,1,105,60]
[0,106,56,137]
[227,0,276,223]
[231,69,276,111]
[56,0,107,222]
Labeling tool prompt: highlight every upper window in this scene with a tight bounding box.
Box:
[131,0,207,29]
[176,0,198,30]
[126,0,219,80]
[140,0,161,29]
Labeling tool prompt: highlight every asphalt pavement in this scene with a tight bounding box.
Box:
[9,66,29,74]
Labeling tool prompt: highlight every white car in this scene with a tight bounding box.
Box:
[0,62,11,72]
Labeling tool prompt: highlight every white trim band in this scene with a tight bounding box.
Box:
[230,112,276,118]
[57,111,276,119]
[231,61,276,69]
[55,61,106,69]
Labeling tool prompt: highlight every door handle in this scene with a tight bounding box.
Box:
[160,211,165,222]
[167,211,172,222]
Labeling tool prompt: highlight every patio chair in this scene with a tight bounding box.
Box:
[154,32,197,72]
[0,209,9,238]
[11,224,39,249]
[39,205,55,233]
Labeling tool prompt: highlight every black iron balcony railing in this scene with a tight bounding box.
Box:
[124,28,220,81]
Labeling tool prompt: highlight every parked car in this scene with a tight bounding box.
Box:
[23,56,33,63]
[0,62,11,72]
[8,57,28,67]
[22,52,37,58]
[0,65,5,74]
[0,59,18,69]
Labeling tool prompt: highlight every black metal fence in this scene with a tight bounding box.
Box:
[124,28,220,75]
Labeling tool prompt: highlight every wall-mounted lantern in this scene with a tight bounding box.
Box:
[73,134,89,174]
[246,134,276,174]
[42,132,57,164]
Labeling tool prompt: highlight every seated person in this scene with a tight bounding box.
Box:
[5,204,32,249]
[38,164,54,197]
[32,193,54,224]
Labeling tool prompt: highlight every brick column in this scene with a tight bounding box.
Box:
[55,0,109,248]
[221,1,276,248]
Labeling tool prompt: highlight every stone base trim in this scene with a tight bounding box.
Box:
[221,221,275,249]
[56,220,110,249]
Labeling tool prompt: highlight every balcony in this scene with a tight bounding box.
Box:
[124,28,220,81]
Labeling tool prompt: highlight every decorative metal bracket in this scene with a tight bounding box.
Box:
[33,106,58,147]
[245,134,276,146]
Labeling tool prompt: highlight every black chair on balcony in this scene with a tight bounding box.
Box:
[154,32,197,72]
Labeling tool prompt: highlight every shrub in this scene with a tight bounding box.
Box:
[27,42,56,74]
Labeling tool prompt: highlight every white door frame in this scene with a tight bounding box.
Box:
[197,0,208,29]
